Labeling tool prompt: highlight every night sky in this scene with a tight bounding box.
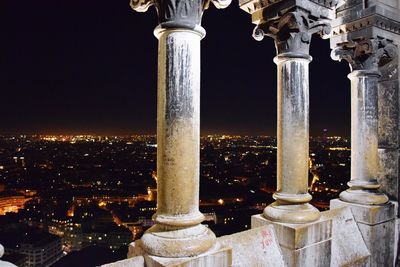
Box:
[0,0,350,136]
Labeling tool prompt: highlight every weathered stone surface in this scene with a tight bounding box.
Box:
[377,49,400,207]
[251,214,331,267]
[143,244,232,267]
[395,218,400,266]
[128,240,145,259]
[101,256,145,267]
[217,225,285,267]
[377,148,399,203]
[358,220,395,266]
[253,215,331,249]
[279,240,331,267]
[378,81,398,147]
[322,207,370,267]
[330,199,396,225]
[330,199,396,267]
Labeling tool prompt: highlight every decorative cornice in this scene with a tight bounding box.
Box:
[253,10,331,54]
[130,0,230,29]
[331,38,397,71]
[331,14,400,37]
[240,0,339,15]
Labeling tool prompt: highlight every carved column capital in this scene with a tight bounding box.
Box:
[331,38,398,71]
[253,11,331,54]
[130,0,230,29]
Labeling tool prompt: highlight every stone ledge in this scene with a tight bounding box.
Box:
[330,199,396,225]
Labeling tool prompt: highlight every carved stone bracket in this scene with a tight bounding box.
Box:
[253,11,331,54]
[130,0,230,29]
[331,38,398,71]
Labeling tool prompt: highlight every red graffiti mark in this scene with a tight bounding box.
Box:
[260,229,273,249]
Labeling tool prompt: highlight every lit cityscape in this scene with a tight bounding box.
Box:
[0,134,350,266]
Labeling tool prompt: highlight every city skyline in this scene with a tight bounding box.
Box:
[1,0,350,136]
[0,134,350,266]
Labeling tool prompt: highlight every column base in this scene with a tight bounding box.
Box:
[330,199,396,267]
[144,243,231,267]
[339,189,389,205]
[251,214,332,267]
[125,241,231,267]
[263,201,320,224]
[141,224,216,257]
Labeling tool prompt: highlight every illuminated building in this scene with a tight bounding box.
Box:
[0,192,30,215]
[1,230,62,267]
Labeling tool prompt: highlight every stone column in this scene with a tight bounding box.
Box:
[332,39,392,205]
[252,11,328,224]
[331,38,397,267]
[267,52,319,223]
[130,0,231,261]
[240,8,335,266]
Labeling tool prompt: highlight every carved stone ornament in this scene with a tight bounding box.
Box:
[130,0,231,29]
[252,11,331,54]
[331,38,398,71]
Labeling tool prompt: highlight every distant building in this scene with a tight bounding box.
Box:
[1,227,63,267]
[0,191,31,215]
